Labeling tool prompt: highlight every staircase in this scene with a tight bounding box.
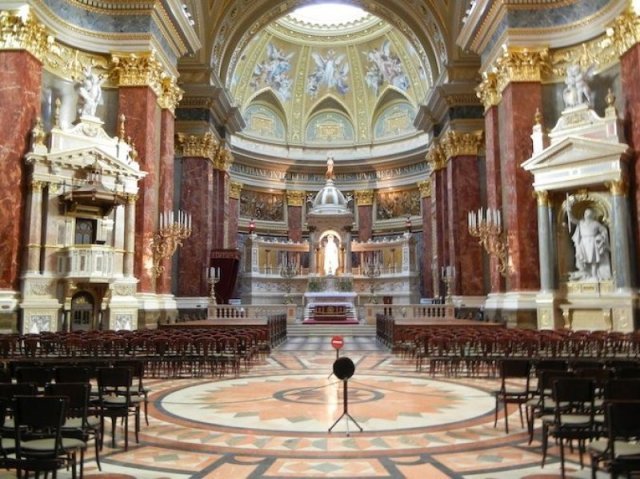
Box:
[287,323,376,337]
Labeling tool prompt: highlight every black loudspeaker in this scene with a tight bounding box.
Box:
[333,357,355,380]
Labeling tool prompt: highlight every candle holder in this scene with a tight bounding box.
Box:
[468,207,508,277]
[151,210,191,278]
[363,255,381,303]
[208,267,220,305]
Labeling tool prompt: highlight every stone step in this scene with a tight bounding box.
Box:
[287,324,376,337]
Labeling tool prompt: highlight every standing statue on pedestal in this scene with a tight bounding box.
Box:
[567,205,612,281]
[77,65,104,118]
[324,234,339,276]
[563,63,594,109]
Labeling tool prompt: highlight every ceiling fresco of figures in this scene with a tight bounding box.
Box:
[231,11,429,148]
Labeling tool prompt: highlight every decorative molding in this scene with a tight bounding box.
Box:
[286,190,305,207]
[157,76,184,113]
[535,190,550,207]
[111,51,165,96]
[418,179,432,198]
[607,178,628,196]
[354,190,374,206]
[176,132,218,160]
[608,7,640,56]
[0,10,51,61]
[494,46,551,93]
[476,71,501,111]
[212,142,233,171]
[441,130,484,160]
[426,143,446,172]
[229,181,243,200]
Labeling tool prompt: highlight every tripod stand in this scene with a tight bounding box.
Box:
[328,378,363,436]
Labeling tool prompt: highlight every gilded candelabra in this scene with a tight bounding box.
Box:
[208,267,220,305]
[467,207,508,277]
[151,210,192,278]
[363,256,381,303]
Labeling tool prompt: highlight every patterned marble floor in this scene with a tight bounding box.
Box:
[0,337,614,478]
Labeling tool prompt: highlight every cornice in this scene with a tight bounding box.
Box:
[417,179,432,198]
[286,190,305,207]
[354,190,374,206]
[441,130,484,161]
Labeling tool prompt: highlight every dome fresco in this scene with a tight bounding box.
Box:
[230,13,429,152]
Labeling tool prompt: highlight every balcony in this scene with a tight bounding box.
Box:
[58,245,115,282]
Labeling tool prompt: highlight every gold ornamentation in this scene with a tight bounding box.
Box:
[0,10,51,61]
[32,117,46,147]
[535,190,550,207]
[286,190,305,207]
[468,207,508,277]
[608,8,640,56]
[31,180,44,192]
[354,190,374,206]
[176,132,218,160]
[493,46,551,93]
[418,179,432,198]
[426,143,446,172]
[229,182,243,200]
[476,71,501,110]
[441,130,484,161]
[607,178,628,196]
[151,210,192,278]
[212,141,233,171]
[157,76,183,113]
[111,51,164,96]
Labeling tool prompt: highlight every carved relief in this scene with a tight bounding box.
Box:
[376,189,421,220]
[240,190,285,221]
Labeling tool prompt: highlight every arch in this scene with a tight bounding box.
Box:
[308,95,352,120]
[245,89,287,119]
[243,89,288,140]
[370,88,417,140]
[305,110,355,144]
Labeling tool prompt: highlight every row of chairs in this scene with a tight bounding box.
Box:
[494,358,640,478]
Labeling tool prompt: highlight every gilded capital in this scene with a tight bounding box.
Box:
[176,132,218,160]
[609,8,640,56]
[111,51,164,97]
[286,190,306,207]
[441,130,484,161]
[229,181,243,200]
[535,190,550,207]
[476,71,501,111]
[0,10,50,61]
[354,190,374,206]
[157,76,184,113]
[607,178,628,196]
[30,180,44,192]
[418,179,432,198]
[493,46,551,93]
[212,143,233,171]
[426,143,446,172]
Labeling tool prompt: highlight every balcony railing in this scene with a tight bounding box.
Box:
[58,245,115,281]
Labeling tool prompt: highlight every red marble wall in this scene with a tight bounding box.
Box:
[178,157,213,296]
[157,109,175,294]
[499,83,541,291]
[228,197,239,248]
[621,44,640,271]
[484,105,506,293]
[447,155,483,295]
[211,169,227,250]
[0,52,41,289]
[357,205,373,241]
[118,87,160,293]
[421,195,434,297]
[287,205,302,242]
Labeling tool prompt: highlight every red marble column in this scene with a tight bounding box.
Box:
[420,188,434,298]
[211,168,228,249]
[0,51,42,290]
[356,191,374,241]
[484,105,506,293]
[499,82,541,290]
[287,206,303,242]
[178,157,213,296]
[431,167,449,297]
[228,197,240,248]
[118,87,160,294]
[156,109,175,294]
[447,155,483,296]
[620,44,640,267]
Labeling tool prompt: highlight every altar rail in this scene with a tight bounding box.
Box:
[207,304,289,320]
[364,303,455,323]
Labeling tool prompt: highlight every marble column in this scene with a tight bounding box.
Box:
[178,156,213,297]
[0,51,42,289]
[499,82,541,290]
[427,145,448,297]
[609,180,633,290]
[118,86,160,293]
[620,43,640,268]
[156,108,175,295]
[442,131,484,296]
[123,195,136,277]
[355,190,374,241]
[286,191,305,243]
[25,180,44,273]
[536,191,555,292]
[418,180,433,298]
[211,145,231,250]
[228,182,242,249]
[484,103,506,293]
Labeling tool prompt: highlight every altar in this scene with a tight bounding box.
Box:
[303,290,358,324]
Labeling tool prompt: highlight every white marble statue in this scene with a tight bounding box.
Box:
[77,65,104,118]
[563,63,594,109]
[323,234,339,276]
[568,206,612,281]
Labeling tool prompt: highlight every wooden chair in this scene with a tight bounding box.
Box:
[493,358,531,434]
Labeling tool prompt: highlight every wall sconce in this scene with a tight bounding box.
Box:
[151,209,192,278]
[468,207,508,276]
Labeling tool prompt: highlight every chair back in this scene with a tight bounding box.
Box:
[606,400,640,469]
[97,367,133,405]
[54,366,92,384]
[552,377,595,415]
[13,395,67,460]
[45,383,90,423]
[605,379,640,401]
[15,367,53,387]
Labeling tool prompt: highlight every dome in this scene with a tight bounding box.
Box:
[309,179,350,215]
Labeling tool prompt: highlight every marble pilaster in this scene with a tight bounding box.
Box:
[355,190,374,241]
[0,51,42,289]
[536,191,554,292]
[609,180,633,290]
[118,86,160,294]
[418,180,433,298]
[286,190,305,243]
[156,108,175,294]
[228,182,242,248]
[211,168,228,250]
[26,181,44,272]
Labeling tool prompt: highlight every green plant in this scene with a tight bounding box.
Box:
[307,279,326,292]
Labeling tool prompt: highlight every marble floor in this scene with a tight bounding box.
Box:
[1,336,617,478]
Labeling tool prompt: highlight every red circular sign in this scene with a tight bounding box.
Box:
[331,335,344,350]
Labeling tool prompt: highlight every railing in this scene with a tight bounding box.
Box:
[207,304,289,320]
[365,304,454,322]
[58,245,115,280]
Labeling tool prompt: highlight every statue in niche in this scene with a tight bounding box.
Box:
[323,234,339,276]
[77,65,105,118]
[566,203,611,281]
[563,63,594,109]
